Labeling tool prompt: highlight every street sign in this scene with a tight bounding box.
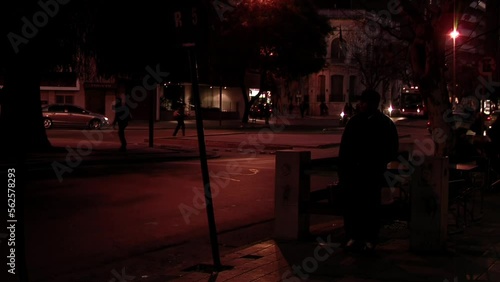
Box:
[478,56,496,75]
[171,0,209,47]
[173,5,198,45]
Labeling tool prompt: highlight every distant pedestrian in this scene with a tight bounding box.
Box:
[112,96,132,152]
[263,103,271,125]
[344,102,354,117]
[338,89,399,253]
[320,101,328,116]
[173,103,186,137]
[299,101,306,118]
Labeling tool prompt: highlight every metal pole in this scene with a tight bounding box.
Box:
[185,44,221,269]
[219,85,222,126]
[453,36,456,102]
[149,88,155,148]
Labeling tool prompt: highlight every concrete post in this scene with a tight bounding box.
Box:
[410,156,449,252]
[274,150,311,240]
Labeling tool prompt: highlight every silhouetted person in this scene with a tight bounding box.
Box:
[263,103,271,124]
[487,117,500,166]
[112,97,131,152]
[320,101,328,116]
[299,101,306,118]
[451,127,481,164]
[470,111,486,136]
[344,102,354,117]
[173,104,186,137]
[338,89,399,253]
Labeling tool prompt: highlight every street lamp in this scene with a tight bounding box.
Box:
[450,29,459,101]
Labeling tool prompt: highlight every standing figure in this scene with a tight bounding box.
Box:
[338,89,399,253]
[299,101,306,118]
[344,102,354,117]
[112,96,132,152]
[320,101,329,116]
[341,102,353,124]
[263,103,271,125]
[470,111,486,137]
[173,103,186,137]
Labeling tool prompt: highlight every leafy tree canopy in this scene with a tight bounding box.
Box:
[218,0,333,81]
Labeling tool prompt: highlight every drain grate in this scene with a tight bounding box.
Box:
[182,263,234,273]
[240,254,264,260]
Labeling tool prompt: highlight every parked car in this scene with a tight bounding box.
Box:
[249,102,272,120]
[42,104,110,129]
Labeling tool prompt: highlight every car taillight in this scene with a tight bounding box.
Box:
[487,116,492,121]
[427,121,431,126]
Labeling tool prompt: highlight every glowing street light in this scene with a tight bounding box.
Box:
[450,29,459,101]
[449,29,459,39]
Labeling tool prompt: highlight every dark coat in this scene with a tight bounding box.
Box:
[338,110,399,187]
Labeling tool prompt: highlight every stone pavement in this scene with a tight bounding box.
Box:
[154,191,500,282]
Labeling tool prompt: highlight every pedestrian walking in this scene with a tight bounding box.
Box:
[173,103,186,137]
[338,89,399,253]
[112,96,132,152]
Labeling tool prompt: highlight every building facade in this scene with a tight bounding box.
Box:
[305,9,404,117]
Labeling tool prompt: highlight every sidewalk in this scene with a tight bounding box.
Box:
[158,192,500,282]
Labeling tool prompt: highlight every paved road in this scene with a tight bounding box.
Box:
[25,117,429,281]
[25,154,279,281]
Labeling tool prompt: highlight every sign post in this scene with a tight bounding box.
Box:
[174,2,222,270]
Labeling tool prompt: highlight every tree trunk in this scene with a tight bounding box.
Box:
[0,53,46,282]
[240,81,250,124]
[0,54,52,159]
[410,18,453,157]
[421,82,454,157]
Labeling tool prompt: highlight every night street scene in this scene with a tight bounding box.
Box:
[1,0,500,281]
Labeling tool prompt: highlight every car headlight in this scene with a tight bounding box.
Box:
[103,117,109,121]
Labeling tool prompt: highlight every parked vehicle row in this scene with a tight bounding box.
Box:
[42,104,110,130]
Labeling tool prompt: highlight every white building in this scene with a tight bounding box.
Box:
[305,9,405,116]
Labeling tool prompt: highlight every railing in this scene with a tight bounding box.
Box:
[274,150,455,252]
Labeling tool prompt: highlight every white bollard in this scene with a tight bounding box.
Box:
[274,150,311,240]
